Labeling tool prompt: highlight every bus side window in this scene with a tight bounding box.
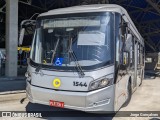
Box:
[140,45,144,66]
[129,34,134,69]
[143,47,145,66]
[137,42,141,68]
[119,20,130,71]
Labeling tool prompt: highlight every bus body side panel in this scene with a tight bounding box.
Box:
[114,74,130,111]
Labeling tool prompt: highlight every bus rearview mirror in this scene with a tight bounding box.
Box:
[19,28,25,46]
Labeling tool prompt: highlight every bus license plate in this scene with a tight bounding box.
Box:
[49,100,64,108]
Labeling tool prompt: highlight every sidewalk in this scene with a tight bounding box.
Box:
[0,76,26,103]
[0,76,26,92]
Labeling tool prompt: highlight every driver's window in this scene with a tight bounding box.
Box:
[119,18,129,70]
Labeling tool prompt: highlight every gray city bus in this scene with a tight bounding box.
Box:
[25,4,145,112]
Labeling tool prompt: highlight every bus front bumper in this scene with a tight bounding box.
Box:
[26,81,115,112]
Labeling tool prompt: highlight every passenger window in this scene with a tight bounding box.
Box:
[142,47,145,66]
[140,45,144,66]
[137,42,141,68]
[130,38,134,68]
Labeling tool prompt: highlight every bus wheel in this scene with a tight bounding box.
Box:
[123,81,132,107]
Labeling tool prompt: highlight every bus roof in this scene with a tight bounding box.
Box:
[39,4,144,45]
[39,4,126,17]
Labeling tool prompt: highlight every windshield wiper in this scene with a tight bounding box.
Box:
[51,36,60,64]
[68,38,85,78]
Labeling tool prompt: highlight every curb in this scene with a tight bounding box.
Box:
[0,91,26,103]
[0,90,26,95]
[0,77,26,81]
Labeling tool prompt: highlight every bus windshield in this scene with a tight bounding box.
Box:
[30,12,114,70]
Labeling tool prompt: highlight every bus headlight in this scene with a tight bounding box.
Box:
[89,75,113,91]
[99,79,110,88]
[89,82,99,90]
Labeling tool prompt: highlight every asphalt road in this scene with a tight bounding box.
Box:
[0,99,113,120]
